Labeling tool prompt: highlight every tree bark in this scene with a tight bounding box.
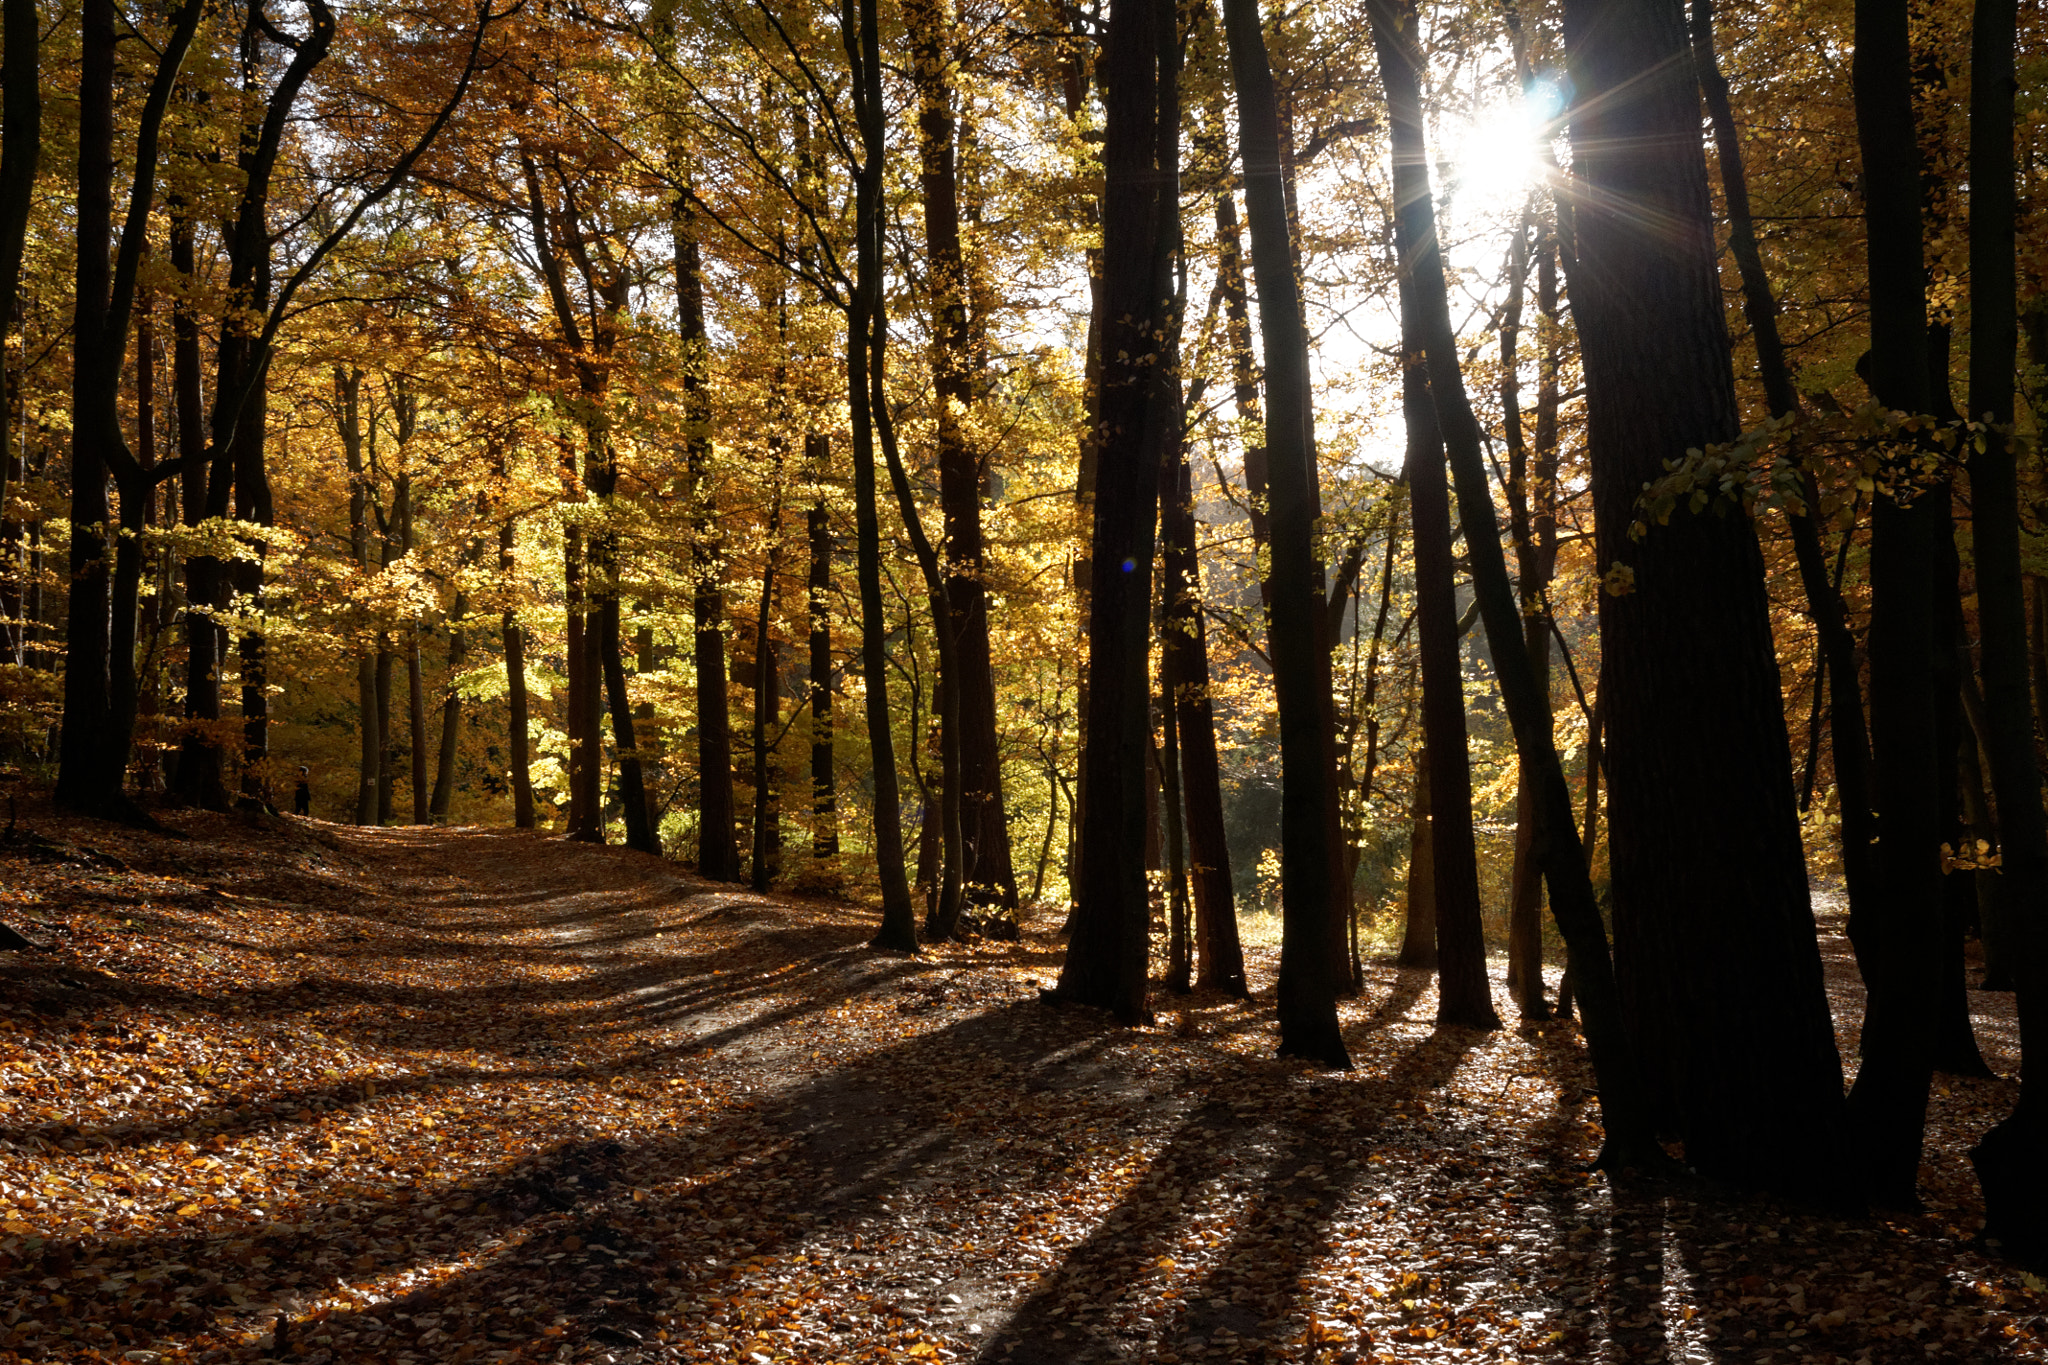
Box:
[430,610,464,822]
[0,0,38,671]
[1053,0,1179,1023]
[171,0,330,813]
[1220,0,1351,1067]
[751,489,784,889]
[1160,425,1247,996]
[1845,0,1945,1209]
[843,0,919,949]
[1370,0,1497,1032]
[807,443,839,864]
[1960,0,2048,1252]
[674,209,739,876]
[1502,214,1553,1023]
[59,0,202,817]
[1561,0,1844,1189]
[906,0,1017,911]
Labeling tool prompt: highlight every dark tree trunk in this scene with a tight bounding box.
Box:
[563,515,600,840]
[58,0,119,813]
[232,363,274,808]
[499,482,535,829]
[906,0,1016,911]
[1501,216,1553,1023]
[676,204,739,877]
[1560,0,1844,1189]
[587,440,657,856]
[1372,0,1496,1032]
[807,458,838,864]
[376,640,395,824]
[356,656,380,825]
[167,213,204,788]
[751,495,783,890]
[843,0,919,949]
[407,629,429,823]
[1399,747,1438,970]
[59,0,200,817]
[600,590,658,853]
[1053,0,1179,1023]
[1213,185,1271,611]
[337,370,379,825]
[1220,0,1351,1067]
[1160,429,1247,996]
[1159,665,1191,995]
[0,0,38,673]
[1961,0,2048,1253]
[1845,0,1945,1209]
[430,611,463,822]
[1357,0,1672,1165]
[401,466,428,825]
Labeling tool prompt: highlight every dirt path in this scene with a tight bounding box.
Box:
[0,799,2042,1364]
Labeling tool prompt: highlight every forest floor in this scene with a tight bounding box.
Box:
[0,790,2043,1365]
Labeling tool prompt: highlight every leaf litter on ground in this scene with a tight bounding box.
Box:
[0,789,2041,1364]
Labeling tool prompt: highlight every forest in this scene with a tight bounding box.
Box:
[1,0,2047,1353]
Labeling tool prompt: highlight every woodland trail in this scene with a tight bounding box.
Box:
[0,796,2042,1364]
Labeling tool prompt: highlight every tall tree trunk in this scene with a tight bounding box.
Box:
[1558,0,1844,1188]
[807,454,838,864]
[376,640,395,824]
[430,608,463,821]
[1501,214,1553,1023]
[0,0,39,679]
[338,366,376,824]
[407,628,428,823]
[588,439,657,855]
[843,0,919,948]
[1962,0,2048,1252]
[752,491,783,890]
[500,511,535,830]
[1845,0,1945,1209]
[906,0,1016,911]
[1372,0,1497,1032]
[1360,0,1670,1166]
[167,213,204,780]
[171,0,328,813]
[395,471,426,825]
[58,0,119,814]
[1220,0,1351,1067]
[1159,661,1192,994]
[1053,0,1179,1023]
[677,203,740,878]
[1160,426,1247,996]
[58,0,201,817]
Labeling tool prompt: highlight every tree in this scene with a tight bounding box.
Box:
[1219,0,1350,1067]
[1562,0,1846,1192]
[1052,0,1180,1023]
[59,0,202,818]
[1368,0,1498,1032]
[1363,0,1657,1167]
[1961,0,2048,1249]
[1843,0,1946,1208]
